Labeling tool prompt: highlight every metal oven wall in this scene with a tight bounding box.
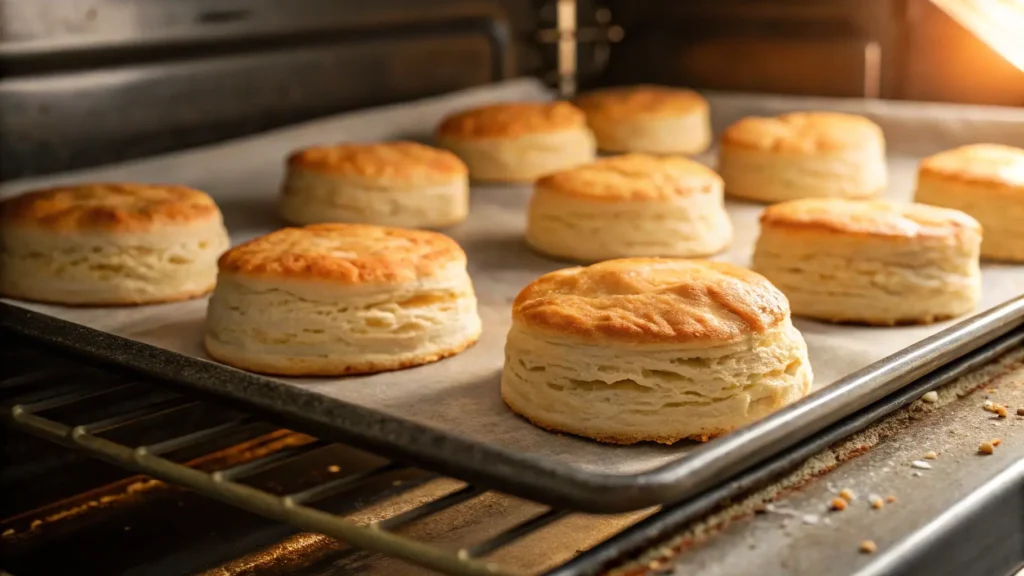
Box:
[0,0,549,180]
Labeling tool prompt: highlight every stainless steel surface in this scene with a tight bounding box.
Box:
[864,41,882,98]
[0,0,519,179]
[2,79,1024,513]
[855,460,1024,576]
[556,0,577,97]
[0,0,505,56]
[636,345,1024,576]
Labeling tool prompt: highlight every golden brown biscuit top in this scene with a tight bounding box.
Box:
[760,198,981,239]
[512,258,788,346]
[218,223,466,285]
[721,112,884,154]
[287,141,468,184]
[535,154,722,202]
[574,84,708,120]
[919,144,1024,190]
[435,102,587,139]
[0,183,220,232]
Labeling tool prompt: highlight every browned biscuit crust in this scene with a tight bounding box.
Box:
[918,143,1024,191]
[217,223,466,285]
[512,258,788,347]
[287,141,467,184]
[1,183,221,232]
[534,154,721,202]
[435,102,587,139]
[574,84,708,120]
[721,112,884,154]
[759,198,981,240]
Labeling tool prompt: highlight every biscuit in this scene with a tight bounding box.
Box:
[279,141,470,228]
[501,258,813,444]
[914,143,1024,262]
[574,84,711,155]
[526,154,732,262]
[718,112,887,203]
[435,102,596,182]
[204,223,481,376]
[752,198,982,325]
[0,183,230,305]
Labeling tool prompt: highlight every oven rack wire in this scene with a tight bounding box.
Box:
[0,351,554,576]
[5,327,1024,576]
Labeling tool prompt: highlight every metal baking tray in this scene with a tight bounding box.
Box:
[3,79,1024,513]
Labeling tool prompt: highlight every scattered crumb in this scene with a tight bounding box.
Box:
[1017,407,1024,416]
[860,540,878,554]
[868,494,884,509]
[923,451,938,460]
[984,401,1009,418]
[327,465,341,473]
[912,471,923,477]
[802,514,820,525]
[839,488,856,502]
[978,441,995,455]
[29,520,42,530]
[921,391,939,403]
[1,528,14,537]
[992,438,1002,446]
[885,495,897,503]
[910,460,932,470]
[830,497,848,511]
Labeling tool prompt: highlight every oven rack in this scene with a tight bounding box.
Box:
[5,327,1024,576]
[1,354,522,576]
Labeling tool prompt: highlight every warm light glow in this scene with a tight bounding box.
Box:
[932,0,1024,72]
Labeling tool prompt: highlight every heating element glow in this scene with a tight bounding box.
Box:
[932,0,1024,72]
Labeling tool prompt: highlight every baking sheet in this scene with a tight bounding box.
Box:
[3,79,1024,477]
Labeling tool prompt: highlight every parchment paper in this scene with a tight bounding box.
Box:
[3,79,1023,476]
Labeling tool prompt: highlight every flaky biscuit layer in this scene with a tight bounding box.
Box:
[280,168,468,228]
[204,268,480,376]
[718,145,887,203]
[501,318,812,444]
[753,200,982,325]
[1,219,229,305]
[526,185,731,262]
[915,144,1024,262]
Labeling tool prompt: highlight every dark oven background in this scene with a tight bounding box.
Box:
[2,0,1023,178]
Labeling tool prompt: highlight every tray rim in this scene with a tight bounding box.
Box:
[547,327,1024,575]
[4,295,1024,513]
